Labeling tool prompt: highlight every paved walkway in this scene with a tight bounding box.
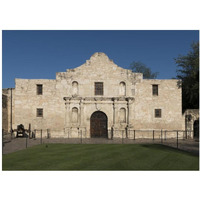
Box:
[2,137,199,155]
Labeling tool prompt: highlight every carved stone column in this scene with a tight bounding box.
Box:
[127,98,130,125]
[112,98,117,127]
[64,98,70,127]
[127,98,134,128]
[79,98,83,127]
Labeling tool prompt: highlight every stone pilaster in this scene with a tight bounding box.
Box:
[112,98,117,127]
[65,99,70,127]
[127,99,129,125]
[126,97,134,128]
[79,98,83,126]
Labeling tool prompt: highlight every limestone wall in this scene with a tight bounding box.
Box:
[2,88,14,133]
[14,79,65,131]
[56,53,142,98]
[10,52,185,138]
[133,79,184,130]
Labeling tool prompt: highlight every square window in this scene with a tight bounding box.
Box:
[152,85,158,96]
[95,82,103,95]
[155,109,161,118]
[37,108,43,117]
[37,84,43,95]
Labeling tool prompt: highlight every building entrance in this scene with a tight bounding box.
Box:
[90,111,108,138]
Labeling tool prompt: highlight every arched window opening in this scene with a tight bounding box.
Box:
[119,82,126,96]
[120,108,126,123]
[72,81,78,96]
[72,107,78,123]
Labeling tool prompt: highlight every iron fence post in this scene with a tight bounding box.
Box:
[161,130,163,144]
[49,129,51,139]
[134,130,135,140]
[41,129,42,144]
[34,129,36,139]
[177,131,178,149]
[122,131,123,144]
[26,135,28,149]
[81,130,82,144]
[165,130,166,140]
[153,130,154,140]
[28,123,31,138]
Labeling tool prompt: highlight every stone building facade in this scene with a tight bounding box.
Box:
[184,109,199,139]
[3,52,188,138]
[2,88,14,133]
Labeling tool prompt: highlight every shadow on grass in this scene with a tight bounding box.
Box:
[140,144,199,157]
[3,143,199,171]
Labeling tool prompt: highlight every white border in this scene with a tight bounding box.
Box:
[1,1,199,200]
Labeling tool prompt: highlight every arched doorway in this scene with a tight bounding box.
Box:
[193,120,199,139]
[90,111,108,138]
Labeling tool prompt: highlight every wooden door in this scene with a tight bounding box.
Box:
[90,111,108,138]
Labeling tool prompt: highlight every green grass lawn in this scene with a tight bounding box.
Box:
[2,144,199,170]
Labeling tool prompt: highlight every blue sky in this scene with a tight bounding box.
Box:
[2,30,199,88]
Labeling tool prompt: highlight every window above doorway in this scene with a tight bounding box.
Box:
[95,82,103,95]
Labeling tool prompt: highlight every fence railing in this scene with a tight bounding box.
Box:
[2,129,198,155]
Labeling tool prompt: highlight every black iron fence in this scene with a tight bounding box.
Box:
[2,129,198,155]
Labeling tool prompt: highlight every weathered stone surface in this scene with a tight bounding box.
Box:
[3,52,186,138]
[184,109,199,138]
[2,88,15,133]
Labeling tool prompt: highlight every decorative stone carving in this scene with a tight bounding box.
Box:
[72,81,78,96]
[7,52,185,139]
[119,82,126,96]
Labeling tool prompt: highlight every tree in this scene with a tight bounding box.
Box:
[175,41,199,111]
[130,61,159,79]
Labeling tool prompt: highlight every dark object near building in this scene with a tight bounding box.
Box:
[16,124,26,137]
[194,120,199,139]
